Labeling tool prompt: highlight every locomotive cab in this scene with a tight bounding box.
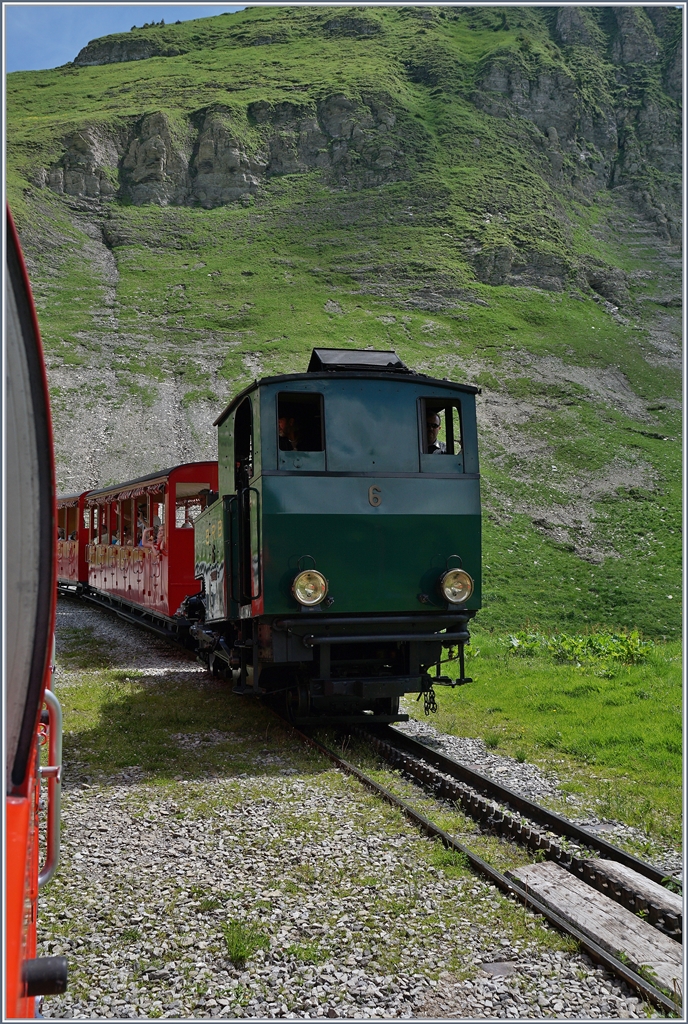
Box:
[194,349,481,722]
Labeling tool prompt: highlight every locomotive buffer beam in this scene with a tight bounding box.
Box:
[303,630,469,646]
[275,613,473,630]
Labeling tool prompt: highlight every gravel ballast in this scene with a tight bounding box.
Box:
[38,599,665,1019]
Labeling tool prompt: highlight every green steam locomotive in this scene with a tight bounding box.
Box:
[191,349,481,723]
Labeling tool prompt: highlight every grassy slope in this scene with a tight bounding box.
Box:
[6,8,681,639]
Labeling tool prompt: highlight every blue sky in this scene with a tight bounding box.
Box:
[5,5,246,73]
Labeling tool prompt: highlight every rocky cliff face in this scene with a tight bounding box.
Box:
[74,35,187,66]
[471,7,680,242]
[39,94,406,210]
[35,6,680,246]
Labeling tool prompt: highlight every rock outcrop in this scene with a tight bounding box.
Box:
[42,128,122,200]
[74,36,186,65]
[41,94,405,209]
[472,10,681,239]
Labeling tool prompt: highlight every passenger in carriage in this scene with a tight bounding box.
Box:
[136,509,147,543]
[141,525,156,548]
[69,531,77,541]
[57,527,65,540]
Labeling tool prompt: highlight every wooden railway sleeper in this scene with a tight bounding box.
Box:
[366,731,683,943]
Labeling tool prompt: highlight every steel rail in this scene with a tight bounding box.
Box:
[379,725,677,888]
[292,724,681,1017]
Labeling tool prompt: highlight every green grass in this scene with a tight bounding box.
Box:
[283,941,330,965]
[221,919,270,968]
[420,629,682,844]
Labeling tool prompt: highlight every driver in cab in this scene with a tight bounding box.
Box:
[279,414,303,451]
[427,412,446,454]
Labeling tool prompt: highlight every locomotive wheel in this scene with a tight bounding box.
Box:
[287,680,311,721]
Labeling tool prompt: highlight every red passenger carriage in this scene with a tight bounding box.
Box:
[64,462,218,625]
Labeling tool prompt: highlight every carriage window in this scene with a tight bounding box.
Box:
[136,499,147,543]
[149,493,165,544]
[175,483,211,528]
[150,496,164,529]
[111,502,121,544]
[96,505,106,543]
[122,499,134,546]
[65,506,78,540]
[421,400,462,456]
[277,393,324,452]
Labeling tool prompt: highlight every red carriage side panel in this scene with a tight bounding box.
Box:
[166,463,218,616]
[56,492,89,586]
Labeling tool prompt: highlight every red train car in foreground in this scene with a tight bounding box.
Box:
[6,208,67,1016]
[58,462,218,633]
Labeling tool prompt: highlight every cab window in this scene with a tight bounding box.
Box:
[277,393,324,453]
[422,399,462,455]
[234,397,254,488]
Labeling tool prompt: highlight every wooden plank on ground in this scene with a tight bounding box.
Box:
[509,861,682,995]
[585,859,682,918]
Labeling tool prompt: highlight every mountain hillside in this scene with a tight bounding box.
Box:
[7,5,681,635]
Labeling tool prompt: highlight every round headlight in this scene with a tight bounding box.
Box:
[292,569,328,606]
[439,569,473,605]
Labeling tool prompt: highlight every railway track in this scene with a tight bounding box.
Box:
[365,726,682,935]
[291,720,682,1017]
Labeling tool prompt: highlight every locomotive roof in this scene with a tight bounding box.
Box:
[214,349,479,427]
